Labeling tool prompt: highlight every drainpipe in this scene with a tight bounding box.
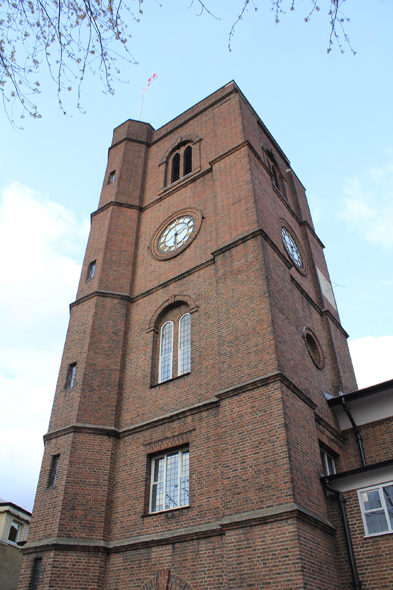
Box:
[340,394,367,467]
[323,478,362,590]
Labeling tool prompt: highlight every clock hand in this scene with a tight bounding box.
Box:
[173,232,178,246]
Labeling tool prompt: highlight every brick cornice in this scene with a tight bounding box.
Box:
[72,227,296,312]
[108,136,150,152]
[44,397,219,442]
[70,260,214,310]
[22,503,334,555]
[91,200,141,219]
[212,227,292,269]
[45,371,317,443]
[217,371,317,410]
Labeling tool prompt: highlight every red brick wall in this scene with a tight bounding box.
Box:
[20,82,362,590]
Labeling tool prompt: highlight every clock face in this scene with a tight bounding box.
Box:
[281,226,304,269]
[158,215,195,253]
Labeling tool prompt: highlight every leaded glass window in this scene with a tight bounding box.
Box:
[150,449,189,513]
[359,483,393,536]
[178,313,191,375]
[159,322,173,383]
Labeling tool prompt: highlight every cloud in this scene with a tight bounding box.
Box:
[0,183,88,511]
[338,152,393,249]
[349,335,393,389]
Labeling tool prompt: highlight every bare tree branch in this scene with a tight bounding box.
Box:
[0,0,355,126]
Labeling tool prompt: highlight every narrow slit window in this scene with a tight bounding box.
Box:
[48,454,60,488]
[184,146,192,175]
[66,363,77,389]
[31,559,42,590]
[159,322,173,383]
[178,313,191,375]
[86,260,96,281]
[171,153,180,183]
[108,170,116,184]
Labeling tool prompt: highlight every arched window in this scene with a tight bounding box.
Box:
[169,144,193,185]
[178,313,191,375]
[183,145,192,176]
[159,322,173,383]
[154,305,192,384]
[171,153,180,183]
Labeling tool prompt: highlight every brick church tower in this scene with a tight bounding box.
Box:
[19,82,392,590]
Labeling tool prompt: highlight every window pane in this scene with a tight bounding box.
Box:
[151,482,164,512]
[365,510,389,535]
[180,451,189,506]
[362,490,382,511]
[383,485,393,527]
[327,455,336,475]
[160,322,173,382]
[165,453,179,510]
[153,457,164,483]
[179,314,191,375]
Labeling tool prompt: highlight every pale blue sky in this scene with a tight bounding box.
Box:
[1,0,392,511]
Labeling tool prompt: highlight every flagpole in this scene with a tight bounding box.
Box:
[138,74,157,121]
[138,92,144,121]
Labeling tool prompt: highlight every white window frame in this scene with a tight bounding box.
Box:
[320,448,336,476]
[8,520,21,544]
[178,313,191,376]
[150,448,189,513]
[358,482,393,537]
[159,321,173,383]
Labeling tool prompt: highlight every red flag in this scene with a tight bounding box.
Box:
[142,73,158,94]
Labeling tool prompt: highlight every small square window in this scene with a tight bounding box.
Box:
[31,558,42,590]
[86,260,96,281]
[66,363,76,389]
[108,170,116,184]
[8,520,21,543]
[320,448,336,476]
[359,483,393,536]
[48,455,60,488]
[150,448,189,513]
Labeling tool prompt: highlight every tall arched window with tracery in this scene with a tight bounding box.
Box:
[159,322,173,383]
[154,303,192,384]
[178,313,191,375]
